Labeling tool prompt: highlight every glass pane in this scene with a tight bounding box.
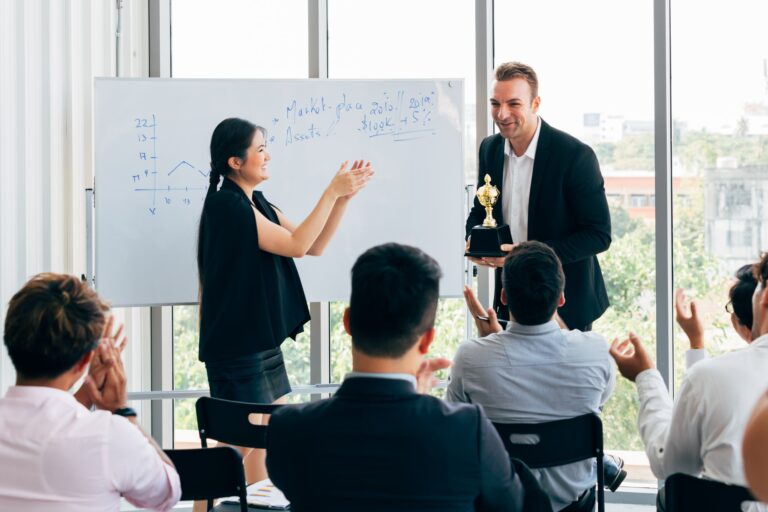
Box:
[171,0,312,446]
[495,0,655,487]
[328,0,474,381]
[671,2,768,381]
[171,0,308,78]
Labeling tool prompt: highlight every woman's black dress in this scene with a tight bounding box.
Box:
[198,178,310,402]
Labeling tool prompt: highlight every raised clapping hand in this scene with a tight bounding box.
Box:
[75,316,128,409]
[463,285,503,337]
[328,160,374,200]
[674,288,705,349]
[415,357,452,395]
[609,332,655,382]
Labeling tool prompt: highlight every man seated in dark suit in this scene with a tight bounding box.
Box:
[266,243,525,512]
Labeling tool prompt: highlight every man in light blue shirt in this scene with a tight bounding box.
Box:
[448,241,619,511]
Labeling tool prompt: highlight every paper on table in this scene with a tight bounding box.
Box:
[222,478,290,510]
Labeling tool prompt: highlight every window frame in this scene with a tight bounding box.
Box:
[139,1,673,504]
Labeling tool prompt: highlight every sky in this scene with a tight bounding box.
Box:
[172,0,768,135]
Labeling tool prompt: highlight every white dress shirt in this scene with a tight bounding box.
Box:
[501,117,541,243]
[636,334,768,510]
[447,320,615,511]
[0,386,181,512]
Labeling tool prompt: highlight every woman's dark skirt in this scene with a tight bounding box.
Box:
[205,347,291,404]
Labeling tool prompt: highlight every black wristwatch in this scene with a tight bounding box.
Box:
[112,407,138,418]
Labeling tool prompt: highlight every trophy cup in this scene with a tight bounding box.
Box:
[464,174,513,257]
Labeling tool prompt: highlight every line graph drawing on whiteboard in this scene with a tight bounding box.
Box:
[129,114,209,216]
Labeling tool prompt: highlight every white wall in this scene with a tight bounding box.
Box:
[0,0,149,393]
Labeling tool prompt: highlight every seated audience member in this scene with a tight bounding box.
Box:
[450,241,619,512]
[610,254,768,510]
[674,263,756,368]
[266,243,525,512]
[743,391,768,503]
[0,273,180,512]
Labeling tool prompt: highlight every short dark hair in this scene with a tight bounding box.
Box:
[502,241,564,325]
[4,273,109,379]
[348,243,442,358]
[731,264,757,329]
[495,61,539,100]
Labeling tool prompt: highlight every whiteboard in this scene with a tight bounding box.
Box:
[94,78,464,306]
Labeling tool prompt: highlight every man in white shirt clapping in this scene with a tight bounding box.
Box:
[610,256,768,510]
[0,273,181,512]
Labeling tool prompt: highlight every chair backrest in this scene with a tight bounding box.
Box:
[492,413,604,512]
[165,447,248,512]
[196,396,282,448]
[665,473,756,511]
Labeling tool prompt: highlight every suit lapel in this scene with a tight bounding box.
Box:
[528,119,552,237]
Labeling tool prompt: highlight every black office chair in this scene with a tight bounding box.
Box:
[508,457,554,512]
[165,447,248,512]
[664,473,756,511]
[492,413,605,512]
[195,396,282,449]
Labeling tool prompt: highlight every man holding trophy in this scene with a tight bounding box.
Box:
[465,62,611,331]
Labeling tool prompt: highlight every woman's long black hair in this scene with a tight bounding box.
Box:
[197,118,265,288]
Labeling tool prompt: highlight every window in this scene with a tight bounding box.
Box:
[671,0,768,385]
[630,194,649,208]
[170,0,310,447]
[495,0,655,487]
[327,0,475,380]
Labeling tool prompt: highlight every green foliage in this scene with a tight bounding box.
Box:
[609,203,643,239]
[612,134,655,170]
[172,306,207,431]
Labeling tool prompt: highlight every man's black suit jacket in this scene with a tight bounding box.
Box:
[465,119,611,329]
[266,377,524,512]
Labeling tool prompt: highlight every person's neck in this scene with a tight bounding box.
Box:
[753,323,768,344]
[16,375,73,392]
[351,348,419,376]
[508,119,538,157]
[509,132,536,157]
[226,175,257,199]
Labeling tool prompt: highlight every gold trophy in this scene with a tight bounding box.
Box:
[465,174,513,257]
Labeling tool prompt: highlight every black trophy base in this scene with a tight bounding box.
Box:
[465,224,513,258]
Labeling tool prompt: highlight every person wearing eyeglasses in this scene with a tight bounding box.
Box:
[611,259,768,511]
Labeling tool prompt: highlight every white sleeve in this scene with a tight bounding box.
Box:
[685,349,708,370]
[636,369,704,480]
[107,416,181,511]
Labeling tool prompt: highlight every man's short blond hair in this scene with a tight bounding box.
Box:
[495,61,539,100]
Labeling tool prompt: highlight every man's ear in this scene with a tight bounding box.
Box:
[417,327,436,355]
[558,291,565,307]
[500,288,508,306]
[531,95,541,113]
[73,350,95,374]
[343,307,352,336]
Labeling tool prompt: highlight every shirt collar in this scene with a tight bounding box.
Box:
[504,116,542,160]
[506,318,561,335]
[749,333,768,348]
[345,371,417,388]
[3,385,82,406]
